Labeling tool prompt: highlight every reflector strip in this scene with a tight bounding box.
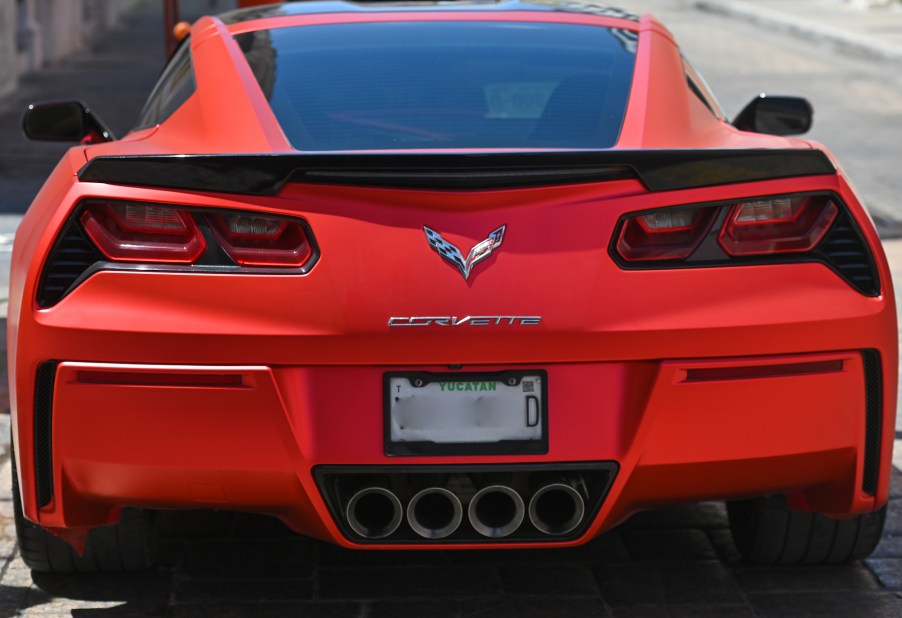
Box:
[862,350,882,496]
[684,360,843,382]
[34,361,58,508]
[76,371,244,388]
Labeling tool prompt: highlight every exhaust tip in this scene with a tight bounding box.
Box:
[528,483,585,536]
[468,485,525,538]
[346,487,403,539]
[407,487,463,539]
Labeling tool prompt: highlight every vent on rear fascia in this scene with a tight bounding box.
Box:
[34,361,58,508]
[36,222,104,307]
[861,350,882,496]
[814,210,880,297]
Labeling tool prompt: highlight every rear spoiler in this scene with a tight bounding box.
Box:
[77,149,835,195]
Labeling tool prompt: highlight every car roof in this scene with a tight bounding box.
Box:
[219,0,640,24]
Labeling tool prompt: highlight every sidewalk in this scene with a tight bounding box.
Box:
[694,0,902,62]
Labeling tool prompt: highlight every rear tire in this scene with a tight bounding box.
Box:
[11,453,158,573]
[727,495,886,565]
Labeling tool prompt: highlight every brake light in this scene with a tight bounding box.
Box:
[718,196,837,256]
[207,213,313,267]
[616,206,717,261]
[80,202,205,263]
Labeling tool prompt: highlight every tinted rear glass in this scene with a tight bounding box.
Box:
[236,21,636,151]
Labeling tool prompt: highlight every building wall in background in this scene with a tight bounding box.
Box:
[0,0,127,99]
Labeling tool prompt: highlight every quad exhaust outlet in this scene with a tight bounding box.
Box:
[323,464,615,543]
[346,487,403,539]
[407,487,464,539]
[468,485,526,538]
[528,482,586,536]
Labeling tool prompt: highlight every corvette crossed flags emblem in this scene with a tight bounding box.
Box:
[423,225,506,280]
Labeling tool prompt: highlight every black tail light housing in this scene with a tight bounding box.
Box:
[610,192,880,297]
[36,200,319,307]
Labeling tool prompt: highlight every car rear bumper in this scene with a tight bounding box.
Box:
[18,350,889,549]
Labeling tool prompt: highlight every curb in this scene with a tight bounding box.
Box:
[692,0,902,63]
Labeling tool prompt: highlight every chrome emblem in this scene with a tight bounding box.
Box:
[423,225,506,280]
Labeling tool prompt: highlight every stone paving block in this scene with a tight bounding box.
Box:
[460,596,610,618]
[749,591,902,618]
[0,603,25,618]
[172,601,361,618]
[179,539,315,579]
[317,543,448,569]
[172,578,314,605]
[500,565,598,596]
[317,565,500,600]
[2,560,34,589]
[866,558,902,591]
[228,513,296,538]
[0,499,14,520]
[620,502,729,531]
[596,562,745,607]
[18,598,133,615]
[706,528,743,565]
[889,469,901,500]
[29,571,172,603]
[733,564,880,593]
[611,606,757,618]
[368,598,458,618]
[621,529,718,561]
[446,532,630,566]
[158,511,235,540]
[0,538,16,561]
[871,532,902,558]
[885,498,902,535]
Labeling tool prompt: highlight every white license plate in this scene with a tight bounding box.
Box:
[385,372,546,455]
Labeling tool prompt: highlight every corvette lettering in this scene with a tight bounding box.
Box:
[388,316,542,327]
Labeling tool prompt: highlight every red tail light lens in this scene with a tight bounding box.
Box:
[616,206,717,261]
[80,202,205,263]
[718,196,838,256]
[207,213,313,267]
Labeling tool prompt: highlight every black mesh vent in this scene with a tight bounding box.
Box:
[34,361,58,508]
[814,210,880,297]
[36,222,103,307]
[861,350,882,496]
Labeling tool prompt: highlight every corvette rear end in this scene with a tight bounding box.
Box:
[9,0,896,571]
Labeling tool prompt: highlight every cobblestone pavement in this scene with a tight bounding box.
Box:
[0,454,895,617]
[0,0,899,616]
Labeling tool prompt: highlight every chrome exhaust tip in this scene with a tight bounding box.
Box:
[468,485,525,538]
[407,487,464,539]
[346,487,403,539]
[528,483,585,536]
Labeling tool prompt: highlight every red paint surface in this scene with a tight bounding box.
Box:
[7,7,896,549]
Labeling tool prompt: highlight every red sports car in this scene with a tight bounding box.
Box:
[10,0,896,572]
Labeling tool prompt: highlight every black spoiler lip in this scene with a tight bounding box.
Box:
[77,149,836,195]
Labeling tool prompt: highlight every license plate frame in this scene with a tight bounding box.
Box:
[384,370,548,456]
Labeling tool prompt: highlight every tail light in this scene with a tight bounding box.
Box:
[80,202,205,263]
[718,196,837,256]
[616,194,840,263]
[207,213,312,267]
[38,200,319,306]
[611,192,878,295]
[76,200,315,269]
[616,206,717,261]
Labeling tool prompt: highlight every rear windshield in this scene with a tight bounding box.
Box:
[235,21,637,151]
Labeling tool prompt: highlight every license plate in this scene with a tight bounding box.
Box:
[384,371,548,456]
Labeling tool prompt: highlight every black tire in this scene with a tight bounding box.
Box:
[11,454,158,573]
[727,495,886,565]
